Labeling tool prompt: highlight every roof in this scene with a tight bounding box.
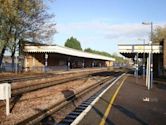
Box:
[118,44,162,54]
[24,45,115,61]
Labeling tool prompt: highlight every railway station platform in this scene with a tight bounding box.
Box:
[77,74,166,125]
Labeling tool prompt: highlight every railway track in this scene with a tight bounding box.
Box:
[12,74,90,96]
[0,71,109,108]
[0,69,107,97]
[0,74,90,108]
[0,73,55,83]
[10,70,110,96]
[0,70,124,125]
[0,68,107,84]
[16,71,123,125]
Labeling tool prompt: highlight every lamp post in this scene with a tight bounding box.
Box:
[149,40,153,89]
[142,22,153,89]
[45,53,48,73]
[15,50,19,74]
[67,57,71,71]
[135,53,139,83]
[82,59,85,68]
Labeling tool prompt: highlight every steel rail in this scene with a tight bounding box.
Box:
[0,74,89,108]
[12,74,90,96]
[0,74,56,83]
[0,71,112,109]
[11,70,109,96]
[0,68,107,84]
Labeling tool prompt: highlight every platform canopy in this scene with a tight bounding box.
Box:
[118,44,163,58]
[24,45,115,61]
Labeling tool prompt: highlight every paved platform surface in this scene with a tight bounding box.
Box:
[78,74,166,125]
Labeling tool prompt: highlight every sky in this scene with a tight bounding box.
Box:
[46,0,166,54]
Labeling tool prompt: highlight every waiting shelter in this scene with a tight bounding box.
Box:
[23,44,115,72]
[118,40,166,89]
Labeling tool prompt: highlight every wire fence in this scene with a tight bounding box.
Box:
[0,64,68,73]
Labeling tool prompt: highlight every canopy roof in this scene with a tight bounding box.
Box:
[24,45,115,61]
[118,44,162,58]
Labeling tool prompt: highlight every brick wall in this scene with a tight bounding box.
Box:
[106,61,113,67]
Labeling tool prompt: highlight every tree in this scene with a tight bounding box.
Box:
[0,0,56,69]
[84,48,93,53]
[0,40,5,52]
[84,48,127,63]
[84,48,113,57]
[153,26,166,43]
[64,37,82,50]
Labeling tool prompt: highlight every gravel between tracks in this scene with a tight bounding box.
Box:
[11,73,84,90]
[10,69,106,90]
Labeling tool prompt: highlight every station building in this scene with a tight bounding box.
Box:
[23,44,115,72]
[118,40,166,77]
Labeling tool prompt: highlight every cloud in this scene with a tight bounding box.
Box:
[57,22,165,41]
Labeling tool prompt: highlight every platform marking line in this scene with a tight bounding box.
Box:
[99,76,128,125]
[70,73,126,125]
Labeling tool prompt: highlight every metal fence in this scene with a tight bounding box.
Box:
[0,63,22,72]
[29,66,68,72]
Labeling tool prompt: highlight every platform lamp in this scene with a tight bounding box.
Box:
[45,53,48,73]
[15,50,19,74]
[142,22,153,90]
[67,57,71,71]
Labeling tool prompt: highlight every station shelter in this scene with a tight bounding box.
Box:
[118,40,166,78]
[23,44,115,72]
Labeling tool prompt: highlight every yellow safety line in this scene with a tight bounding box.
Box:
[99,76,128,125]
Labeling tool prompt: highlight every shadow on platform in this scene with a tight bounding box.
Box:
[113,105,149,125]
[153,82,166,90]
[92,106,115,125]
